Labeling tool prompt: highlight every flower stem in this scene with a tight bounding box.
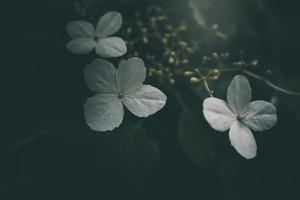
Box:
[203,79,214,97]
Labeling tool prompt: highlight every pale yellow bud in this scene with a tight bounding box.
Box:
[190,77,200,84]
[169,78,175,84]
[156,70,163,75]
[183,71,194,77]
[211,23,219,31]
[168,57,175,64]
[251,59,258,66]
[182,59,189,64]
[127,28,132,34]
[210,75,219,80]
[212,52,218,59]
[142,36,148,44]
[233,61,245,67]
[141,28,147,33]
[210,69,220,76]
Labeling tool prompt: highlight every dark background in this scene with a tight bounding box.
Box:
[0,0,300,199]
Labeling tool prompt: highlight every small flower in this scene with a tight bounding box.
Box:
[84,57,167,132]
[203,75,277,159]
[66,11,127,57]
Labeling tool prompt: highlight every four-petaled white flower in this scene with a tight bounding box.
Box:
[84,57,167,132]
[203,75,277,159]
[66,11,127,57]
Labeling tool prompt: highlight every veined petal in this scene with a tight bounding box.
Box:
[96,37,127,57]
[84,59,117,94]
[229,121,257,159]
[116,57,146,94]
[203,97,236,132]
[66,20,95,38]
[242,100,277,131]
[84,94,124,132]
[66,38,96,54]
[123,85,167,117]
[227,75,252,114]
[96,11,122,38]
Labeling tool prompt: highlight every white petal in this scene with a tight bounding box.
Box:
[203,97,236,132]
[66,20,95,38]
[123,85,167,117]
[116,57,146,94]
[229,121,257,159]
[96,11,122,38]
[95,37,127,57]
[84,94,124,132]
[242,100,277,131]
[227,75,252,114]
[66,38,96,54]
[84,59,117,94]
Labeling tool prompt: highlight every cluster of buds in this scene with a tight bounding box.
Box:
[211,23,227,40]
[123,5,200,85]
[120,4,283,97]
[183,52,229,84]
[183,52,260,88]
[184,68,220,84]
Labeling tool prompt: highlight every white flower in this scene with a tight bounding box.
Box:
[203,75,277,159]
[66,11,127,57]
[84,57,167,132]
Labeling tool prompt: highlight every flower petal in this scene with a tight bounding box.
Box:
[203,97,236,132]
[227,75,252,114]
[84,94,124,132]
[96,11,122,38]
[84,59,117,94]
[96,37,127,57]
[229,121,257,159]
[66,20,95,38]
[66,38,96,54]
[116,57,146,94]
[242,100,277,131]
[123,85,167,117]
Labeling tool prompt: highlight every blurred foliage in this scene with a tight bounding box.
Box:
[177,97,216,169]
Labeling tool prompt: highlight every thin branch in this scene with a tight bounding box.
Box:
[203,79,214,97]
[242,70,300,96]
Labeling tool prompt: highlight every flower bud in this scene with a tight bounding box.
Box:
[142,36,148,44]
[169,78,175,84]
[156,70,163,75]
[127,28,132,34]
[181,59,189,64]
[211,23,219,31]
[251,59,258,66]
[210,75,219,80]
[190,77,200,84]
[183,71,194,77]
[202,56,208,63]
[210,69,220,76]
[212,52,218,59]
[233,61,245,67]
[266,69,272,75]
[168,57,175,64]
